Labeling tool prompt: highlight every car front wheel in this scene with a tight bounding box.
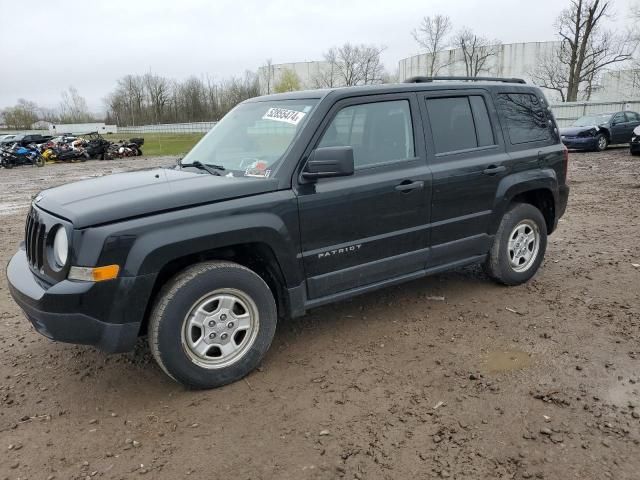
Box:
[148,261,277,389]
[484,203,548,286]
[595,133,608,151]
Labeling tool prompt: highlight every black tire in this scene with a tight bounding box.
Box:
[595,133,608,152]
[484,203,547,286]
[148,261,277,389]
[35,155,44,167]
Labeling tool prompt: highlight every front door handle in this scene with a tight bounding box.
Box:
[395,180,424,192]
[482,165,506,175]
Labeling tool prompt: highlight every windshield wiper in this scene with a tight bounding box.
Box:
[179,160,225,176]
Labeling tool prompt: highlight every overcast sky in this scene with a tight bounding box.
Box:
[0,0,635,112]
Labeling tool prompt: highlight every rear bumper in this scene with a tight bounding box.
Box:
[561,136,598,150]
[7,247,156,353]
[557,184,569,219]
[631,140,640,154]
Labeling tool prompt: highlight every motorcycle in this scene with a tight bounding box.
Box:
[104,138,144,159]
[0,143,44,168]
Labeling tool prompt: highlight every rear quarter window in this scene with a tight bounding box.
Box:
[496,93,552,145]
[425,95,496,155]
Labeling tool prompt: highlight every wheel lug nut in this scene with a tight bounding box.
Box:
[227,322,234,329]
[209,332,216,339]
[220,314,227,321]
[208,321,215,327]
[221,333,228,340]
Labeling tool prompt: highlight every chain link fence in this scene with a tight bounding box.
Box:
[550,100,640,127]
[116,122,217,134]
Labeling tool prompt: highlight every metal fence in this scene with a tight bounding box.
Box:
[550,99,640,127]
[117,122,217,134]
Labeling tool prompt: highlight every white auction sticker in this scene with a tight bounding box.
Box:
[262,107,306,125]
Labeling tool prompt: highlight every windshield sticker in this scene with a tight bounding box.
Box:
[262,107,306,125]
[245,161,271,178]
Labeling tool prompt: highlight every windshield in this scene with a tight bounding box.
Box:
[573,113,612,127]
[182,99,318,178]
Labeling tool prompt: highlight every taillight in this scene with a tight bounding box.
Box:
[562,145,569,182]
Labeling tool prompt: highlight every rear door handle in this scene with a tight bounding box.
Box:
[482,165,506,175]
[395,180,424,192]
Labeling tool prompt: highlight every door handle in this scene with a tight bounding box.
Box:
[482,165,506,175]
[395,180,424,192]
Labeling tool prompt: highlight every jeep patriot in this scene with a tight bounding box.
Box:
[7,77,569,388]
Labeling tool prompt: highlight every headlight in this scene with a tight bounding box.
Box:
[53,226,68,267]
[578,128,597,137]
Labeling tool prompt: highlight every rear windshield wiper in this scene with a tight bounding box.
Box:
[179,160,225,176]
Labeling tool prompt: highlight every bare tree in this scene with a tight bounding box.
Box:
[2,99,40,129]
[260,59,275,94]
[453,28,500,77]
[530,53,571,102]
[545,0,638,102]
[315,43,386,87]
[143,73,171,123]
[360,45,387,84]
[411,14,453,75]
[59,86,93,123]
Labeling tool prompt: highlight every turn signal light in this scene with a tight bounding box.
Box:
[68,265,120,282]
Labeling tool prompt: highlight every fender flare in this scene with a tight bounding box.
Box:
[113,211,303,287]
[489,168,558,234]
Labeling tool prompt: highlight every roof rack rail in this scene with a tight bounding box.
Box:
[404,76,526,84]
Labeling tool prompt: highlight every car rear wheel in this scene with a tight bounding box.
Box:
[595,133,608,151]
[148,261,277,389]
[484,203,547,286]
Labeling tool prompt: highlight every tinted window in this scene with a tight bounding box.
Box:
[612,113,626,124]
[426,97,477,153]
[426,96,496,154]
[497,93,551,144]
[318,100,414,169]
[624,111,639,122]
[469,96,495,147]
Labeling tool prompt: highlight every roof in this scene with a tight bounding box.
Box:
[248,80,537,103]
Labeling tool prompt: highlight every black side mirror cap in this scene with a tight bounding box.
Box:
[301,146,355,181]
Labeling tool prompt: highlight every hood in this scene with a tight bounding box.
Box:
[559,125,601,136]
[35,167,279,228]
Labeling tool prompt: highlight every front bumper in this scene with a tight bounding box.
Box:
[561,136,598,150]
[7,247,156,353]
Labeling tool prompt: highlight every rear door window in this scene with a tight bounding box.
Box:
[425,95,496,154]
[496,93,551,145]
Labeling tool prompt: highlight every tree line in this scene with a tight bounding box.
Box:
[103,72,259,126]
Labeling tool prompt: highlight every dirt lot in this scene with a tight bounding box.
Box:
[0,150,639,480]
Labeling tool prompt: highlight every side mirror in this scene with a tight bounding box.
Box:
[302,146,354,181]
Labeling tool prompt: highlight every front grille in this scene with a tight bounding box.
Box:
[25,208,46,271]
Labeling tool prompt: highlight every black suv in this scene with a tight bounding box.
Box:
[7,77,569,388]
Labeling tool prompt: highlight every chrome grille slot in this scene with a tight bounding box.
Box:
[35,222,45,269]
[25,209,46,271]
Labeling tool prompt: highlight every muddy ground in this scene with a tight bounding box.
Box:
[0,150,639,480]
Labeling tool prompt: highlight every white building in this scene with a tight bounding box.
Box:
[592,69,640,101]
[49,123,117,135]
[398,41,563,101]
